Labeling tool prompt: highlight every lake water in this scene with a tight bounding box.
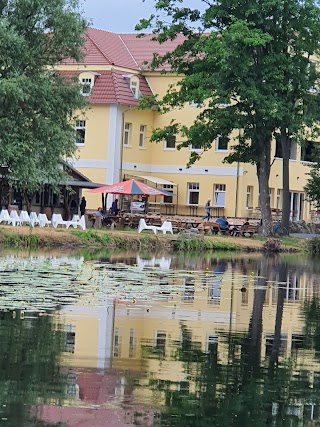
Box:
[1,251,320,426]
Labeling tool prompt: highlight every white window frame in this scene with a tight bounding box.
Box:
[246,186,253,210]
[213,184,226,207]
[162,184,173,204]
[130,80,138,99]
[187,182,199,205]
[139,125,145,148]
[164,136,176,150]
[75,120,86,145]
[123,122,132,147]
[189,143,202,152]
[276,189,282,209]
[215,135,229,152]
[81,78,92,96]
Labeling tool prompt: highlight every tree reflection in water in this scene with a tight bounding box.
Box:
[0,310,66,427]
[143,256,320,427]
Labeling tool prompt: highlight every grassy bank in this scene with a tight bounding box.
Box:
[0,225,306,253]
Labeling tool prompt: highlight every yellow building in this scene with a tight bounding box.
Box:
[58,28,315,219]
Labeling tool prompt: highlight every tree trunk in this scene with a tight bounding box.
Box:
[281,129,290,232]
[269,261,287,370]
[256,138,273,236]
[23,190,32,214]
[63,187,70,221]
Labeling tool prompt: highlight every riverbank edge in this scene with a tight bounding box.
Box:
[0,226,306,253]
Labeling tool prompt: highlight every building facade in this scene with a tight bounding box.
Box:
[58,28,316,219]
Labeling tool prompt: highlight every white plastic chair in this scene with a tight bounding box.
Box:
[30,212,40,227]
[0,209,17,226]
[66,215,86,230]
[138,218,157,234]
[51,213,68,228]
[19,210,31,226]
[38,213,51,228]
[10,210,22,226]
[155,221,173,234]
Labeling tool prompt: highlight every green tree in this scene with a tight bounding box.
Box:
[0,0,87,193]
[0,310,67,426]
[304,147,320,208]
[137,0,320,235]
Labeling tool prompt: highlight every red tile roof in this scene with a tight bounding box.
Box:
[120,32,186,70]
[58,70,153,105]
[63,27,183,71]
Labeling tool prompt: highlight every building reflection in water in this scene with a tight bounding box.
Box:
[12,253,320,426]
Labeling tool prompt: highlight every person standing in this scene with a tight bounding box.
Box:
[80,196,86,217]
[203,199,211,220]
[111,198,119,215]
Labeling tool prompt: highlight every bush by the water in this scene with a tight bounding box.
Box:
[263,238,282,252]
[306,237,320,254]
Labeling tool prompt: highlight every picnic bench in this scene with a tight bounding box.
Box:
[230,223,258,237]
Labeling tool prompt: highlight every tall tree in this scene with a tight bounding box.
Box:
[137,0,320,235]
[0,0,87,192]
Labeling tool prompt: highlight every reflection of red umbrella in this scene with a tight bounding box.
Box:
[88,179,172,196]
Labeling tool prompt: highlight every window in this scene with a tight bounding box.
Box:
[208,280,221,304]
[130,80,138,98]
[139,125,145,148]
[163,184,173,204]
[213,184,226,207]
[123,122,132,146]
[206,335,218,353]
[269,188,274,206]
[276,189,282,209]
[64,325,76,353]
[155,331,166,355]
[215,135,229,151]
[113,328,121,357]
[164,135,176,150]
[129,328,135,358]
[182,279,195,303]
[190,142,201,151]
[301,140,316,162]
[246,186,253,209]
[81,78,92,96]
[275,137,297,160]
[187,182,199,205]
[75,120,86,145]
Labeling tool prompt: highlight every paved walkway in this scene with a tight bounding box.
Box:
[290,233,318,239]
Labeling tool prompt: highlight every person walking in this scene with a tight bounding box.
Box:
[204,199,211,220]
[79,196,86,217]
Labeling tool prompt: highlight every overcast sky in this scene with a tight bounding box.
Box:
[82,0,200,33]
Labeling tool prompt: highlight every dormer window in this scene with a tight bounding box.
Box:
[81,78,92,96]
[123,74,140,99]
[130,80,138,98]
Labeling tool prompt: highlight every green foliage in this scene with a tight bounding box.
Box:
[173,237,240,251]
[0,311,67,424]
[138,0,320,234]
[0,232,39,248]
[0,0,88,191]
[304,147,320,207]
[71,229,112,245]
[306,237,320,254]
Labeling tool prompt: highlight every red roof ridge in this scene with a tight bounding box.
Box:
[118,34,139,69]
[86,30,114,65]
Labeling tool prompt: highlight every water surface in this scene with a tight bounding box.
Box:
[0,251,320,426]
